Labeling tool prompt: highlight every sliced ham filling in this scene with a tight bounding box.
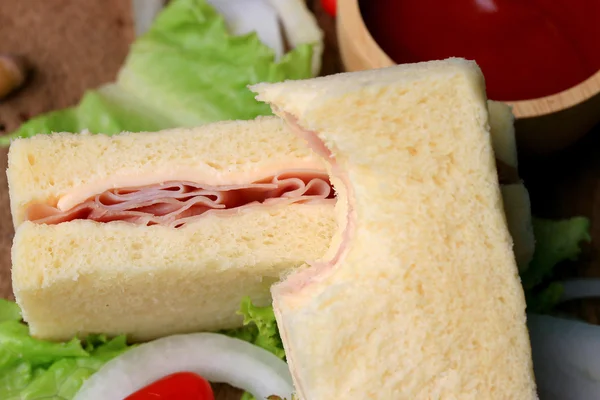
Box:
[26,170,336,229]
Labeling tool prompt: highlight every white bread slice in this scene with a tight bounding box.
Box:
[13,205,335,341]
[251,59,538,399]
[8,117,337,341]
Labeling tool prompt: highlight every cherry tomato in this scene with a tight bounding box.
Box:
[125,372,215,400]
[321,0,336,17]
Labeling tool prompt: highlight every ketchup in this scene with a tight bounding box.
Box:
[125,372,215,400]
[360,0,600,101]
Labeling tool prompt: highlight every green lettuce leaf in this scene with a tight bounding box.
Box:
[0,299,22,323]
[1,0,315,145]
[521,217,591,290]
[522,217,591,313]
[223,297,285,360]
[525,282,565,314]
[0,322,88,369]
[0,301,132,400]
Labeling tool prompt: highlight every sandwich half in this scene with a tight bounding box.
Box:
[251,59,538,399]
[8,97,533,345]
[8,116,337,341]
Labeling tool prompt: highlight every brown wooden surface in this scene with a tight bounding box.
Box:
[0,1,598,399]
[0,0,135,300]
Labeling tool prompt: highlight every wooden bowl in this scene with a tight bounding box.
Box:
[337,0,600,156]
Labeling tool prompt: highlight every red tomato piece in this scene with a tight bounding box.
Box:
[321,0,336,17]
[125,372,215,400]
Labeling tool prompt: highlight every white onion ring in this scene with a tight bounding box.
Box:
[73,333,294,400]
[528,279,600,399]
[560,278,600,303]
[528,314,600,400]
[265,0,324,75]
[206,0,284,60]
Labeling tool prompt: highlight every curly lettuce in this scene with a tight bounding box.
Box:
[523,217,592,313]
[0,302,132,400]
[223,296,285,360]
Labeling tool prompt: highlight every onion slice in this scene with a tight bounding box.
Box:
[528,314,600,400]
[265,0,324,75]
[560,278,600,303]
[73,333,294,400]
[206,0,285,60]
[527,279,600,399]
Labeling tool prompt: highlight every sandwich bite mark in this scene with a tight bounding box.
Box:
[271,113,356,294]
[268,113,357,400]
[8,118,340,342]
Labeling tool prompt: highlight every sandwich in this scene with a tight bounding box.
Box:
[8,96,532,346]
[7,116,338,342]
[250,58,538,399]
[6,89,535,347]
[3,57,593,399]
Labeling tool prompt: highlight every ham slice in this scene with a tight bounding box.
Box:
[26,170,335,228]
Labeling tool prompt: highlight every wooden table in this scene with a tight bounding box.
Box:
[1,1,599,398]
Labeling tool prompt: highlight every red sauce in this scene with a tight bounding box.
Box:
[125,372,215,400]
[360,0,600,101]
